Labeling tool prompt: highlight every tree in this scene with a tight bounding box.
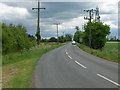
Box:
[41,38,48,42]
[35,29,41,44]
[83,22,110,49]
[2,23,35,54]
[28,34,36,41]
[28,34,36,46]
[74,26,83,43]
[49,37,57,42]
[65,34,72,41]
[109,36,117,41]
[58,36,65,43]
[75,26,80,31]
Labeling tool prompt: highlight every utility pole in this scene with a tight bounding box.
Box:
[32,1,46,44]
[84,9,94,48]
[82,25,84,31]
[54,23,60,42]
[63,32,64,37]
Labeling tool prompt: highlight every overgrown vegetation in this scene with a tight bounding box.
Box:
[2,42,66,88]
[73,21,119,62]
[74,22,110,49]
[74,26,83,43]
[2,23,36,54]
[2,22,70,88]
[1,22,69,88]
[77,42,119,63]
[83,22,110,49]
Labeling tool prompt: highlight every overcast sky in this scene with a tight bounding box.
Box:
[0,0,119,38]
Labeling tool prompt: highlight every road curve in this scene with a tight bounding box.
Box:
[33,43,119,88]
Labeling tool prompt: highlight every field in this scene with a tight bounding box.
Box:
[2,42,66,88]
[77,42,119,63]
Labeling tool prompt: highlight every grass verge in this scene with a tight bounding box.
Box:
[77,42,119,63]
[2,42,66,88]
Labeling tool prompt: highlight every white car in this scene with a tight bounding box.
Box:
[72,41,76,45]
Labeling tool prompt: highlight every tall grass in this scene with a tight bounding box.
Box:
[2,43,61,65]
[77,42,119,63]
[2,42,66,88]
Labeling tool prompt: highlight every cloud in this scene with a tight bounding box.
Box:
[99,2,118,14]
[40,16,85,37]
[61,16,85,29]
[101,14,117,21]
[0,3,30,21]
[1,0,119,2]
[104,21,117,29]
[100,13,118,33]
[0,1,118,38]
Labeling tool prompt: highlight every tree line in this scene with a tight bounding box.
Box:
[107,36,119,41]
[41,34,72,43]
[2,23,72,54]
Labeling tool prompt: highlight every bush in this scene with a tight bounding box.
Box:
[65,34,72,41]
[83,22,110,49]
[48,37,57,42]
[2,23,35,54]
[74,30,83,43]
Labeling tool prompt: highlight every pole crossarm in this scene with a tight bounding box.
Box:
[32,8,46,10]
[54,23,60,25]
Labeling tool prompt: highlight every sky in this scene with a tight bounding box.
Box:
[0,0,119,39]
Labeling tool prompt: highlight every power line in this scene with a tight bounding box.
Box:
[32,1,46,44]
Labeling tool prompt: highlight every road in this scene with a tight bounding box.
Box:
[33,43,119,88]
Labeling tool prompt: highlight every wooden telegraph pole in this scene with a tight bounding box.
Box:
[84,9,94,48]
[32,1,46,44]
[54,23,60,43]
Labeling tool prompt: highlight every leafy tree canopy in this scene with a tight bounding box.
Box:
[83,22,110,49]
[74,26,83,43]
[2,23,36,54]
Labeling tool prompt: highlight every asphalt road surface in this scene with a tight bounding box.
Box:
[33,43,119,88]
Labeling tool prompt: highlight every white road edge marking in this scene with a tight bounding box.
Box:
[68,55,72,59]
[97,74,120,86]
[75,61,87,69]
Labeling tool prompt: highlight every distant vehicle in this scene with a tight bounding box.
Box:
[72,41,76,45]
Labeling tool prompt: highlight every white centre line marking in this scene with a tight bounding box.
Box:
[75,61,87,69]
[65,50,72,59]
[97,74,120,86]
[68,55,72,59]
[65,52,68,55]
